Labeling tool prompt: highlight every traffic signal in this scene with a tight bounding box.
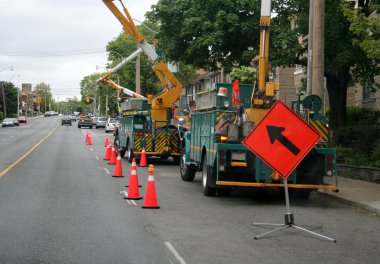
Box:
[85,96,93,104]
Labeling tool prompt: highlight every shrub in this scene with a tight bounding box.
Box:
[334,107,380,168]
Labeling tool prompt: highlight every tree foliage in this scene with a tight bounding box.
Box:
[230,66,256,83]
[148,0,380,132]
[34,82,53,112]
[0,81,18,117]
[147,0,261,72]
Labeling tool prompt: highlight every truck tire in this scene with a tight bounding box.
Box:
[173,155,181,165]
[126,141,134,163]
[180,155,196,182]
[202,155,217,196]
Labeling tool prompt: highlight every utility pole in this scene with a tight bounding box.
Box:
[17,88,19,118]
[306,0,314,95]
[1,82,6,118]
[105,94,108,116]
[312,0,324,98]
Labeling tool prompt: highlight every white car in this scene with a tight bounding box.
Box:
[2,118,15,127]
[105,118,117,133]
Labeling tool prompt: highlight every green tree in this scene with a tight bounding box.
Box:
[147,0,261,72]
[106,21,197,97]
[148,0,380,133]
[0,81,19,117]
[34,82,52,112]
[230,66,256,83]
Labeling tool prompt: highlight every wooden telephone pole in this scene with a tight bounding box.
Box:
[311,0,325,98]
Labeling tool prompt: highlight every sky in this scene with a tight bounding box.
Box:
[0,0,158,101]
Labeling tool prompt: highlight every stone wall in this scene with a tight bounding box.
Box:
[337,164,380,184]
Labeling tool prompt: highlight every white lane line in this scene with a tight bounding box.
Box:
[103,168,110,175]
[131,200,137,206]
[90,148,93,152]
[95,156,99,160]
[164,242,187,264]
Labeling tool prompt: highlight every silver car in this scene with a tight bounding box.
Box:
[96,117,108,129]
[2,118,15,127]
[105,118,117,133]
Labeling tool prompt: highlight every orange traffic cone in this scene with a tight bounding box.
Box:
[87,133,92,145]
[112,151,124,177]
[103,144,111,160]
[108,145,116,165]
[124,158,142,200]
[142,165,160,209]
[85,132,89,144]
[104,135,109,147]
[139,147,148,167]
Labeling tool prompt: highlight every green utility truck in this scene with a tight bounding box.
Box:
[115,98,183,163]
[179,83,337,198]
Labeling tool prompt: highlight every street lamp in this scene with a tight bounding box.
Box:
[0,66,13,73]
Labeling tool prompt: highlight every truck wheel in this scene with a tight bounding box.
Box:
[126,142,134,163]
[202,156,217,196]
[180,155,196,182]
[173,156,181,165]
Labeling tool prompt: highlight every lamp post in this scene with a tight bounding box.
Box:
[0,66,13,73]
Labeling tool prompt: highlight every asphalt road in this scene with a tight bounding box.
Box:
[0,116,379,264]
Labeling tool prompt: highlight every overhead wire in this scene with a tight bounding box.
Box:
[0,48,106,57]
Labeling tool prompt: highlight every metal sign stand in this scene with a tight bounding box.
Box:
[252,179,336,242]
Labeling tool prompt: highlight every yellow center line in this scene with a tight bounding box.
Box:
[0,124,59,178]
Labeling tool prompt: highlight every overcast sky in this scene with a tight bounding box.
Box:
[0,0,158,100]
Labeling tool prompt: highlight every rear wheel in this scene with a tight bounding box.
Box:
[173,155,181,165]
[126,141,134,163]
[202,155,217,196]
[180,155,196,182]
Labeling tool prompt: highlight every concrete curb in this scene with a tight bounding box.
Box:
[318,191,380,214]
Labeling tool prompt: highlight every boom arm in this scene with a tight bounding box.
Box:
[252,1,279,108]
[101,0,183,109]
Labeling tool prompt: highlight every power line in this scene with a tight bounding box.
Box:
[0,48,107,57]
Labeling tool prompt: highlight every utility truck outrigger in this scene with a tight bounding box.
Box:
[99,0,184,163]
[179,1,338,197]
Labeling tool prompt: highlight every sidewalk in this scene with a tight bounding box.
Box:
[320,176,380,214]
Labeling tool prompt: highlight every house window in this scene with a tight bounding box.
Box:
[363,84,376,102]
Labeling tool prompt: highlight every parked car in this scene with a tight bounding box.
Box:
[96,117,108,129]
[105,118,117,133]
[78,116,93,129]
[44,111,54,117]
[61,116,72,126]
[12,118,20,126]
[2,118,15,127]
[92,117,99,127]
[69,115,76,122]
[18,116,27,123]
